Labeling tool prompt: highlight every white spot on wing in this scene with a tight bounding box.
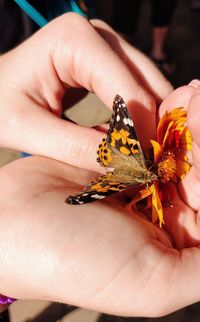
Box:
[123,117,133,126]
[116,114,120,122]
[91,194,105,199]
[76,200,84,204]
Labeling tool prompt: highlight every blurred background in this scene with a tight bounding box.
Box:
[0,0,200,321]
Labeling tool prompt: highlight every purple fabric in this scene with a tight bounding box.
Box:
[0,295,15,305]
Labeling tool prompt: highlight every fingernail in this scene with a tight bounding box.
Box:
[188,79,200,88]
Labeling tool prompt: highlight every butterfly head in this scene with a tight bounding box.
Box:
[145,170,158,183]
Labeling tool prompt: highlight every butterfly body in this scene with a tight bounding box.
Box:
[112,166,157,184]
[67,95,157,205]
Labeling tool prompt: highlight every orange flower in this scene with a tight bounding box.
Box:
[129,108,192,227]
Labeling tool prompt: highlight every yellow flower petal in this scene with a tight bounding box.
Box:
[150,182,164,227]
[128,186,152,205]
[157,108,186,144]
[156,108,192,180]
[176,127,192,156]
[175,157,191,179]
[150,139,162,162]
[126,107,191,228]
[126,184,164,227]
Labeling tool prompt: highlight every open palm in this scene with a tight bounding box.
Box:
[0,146,200,317]
[0,156,173,317]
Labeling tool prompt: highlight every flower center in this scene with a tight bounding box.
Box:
[157,151,176,183]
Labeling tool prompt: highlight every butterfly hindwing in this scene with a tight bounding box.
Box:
[97,95,146,168]
[66,172,133,204]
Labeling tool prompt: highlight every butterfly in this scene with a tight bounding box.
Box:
[66,95,157,205]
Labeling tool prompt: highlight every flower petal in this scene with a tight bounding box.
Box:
[126,183,164,227]
[129,186,152,205]
[175,156,191,179]
[156,108,192,180]
[151,182,164,227]
[150,139,162,162]
[157,108,186,144]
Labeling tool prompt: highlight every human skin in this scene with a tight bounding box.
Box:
[0,11,198,316]
[159,80,200,249]
[0,82,199,316]
[0,13,172,173]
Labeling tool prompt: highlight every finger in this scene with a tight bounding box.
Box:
[180,84,200,210]
[188,84,200,147]
[2,13,157,154]
[158,82,200,211]
[46,14,157,146]
[92,19,173,103]
[0,95,104,172]
[159,84,197,116]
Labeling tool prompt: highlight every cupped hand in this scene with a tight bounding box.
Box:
[0,13,172,172]
[0,156,200,317]
[159,81,200,248]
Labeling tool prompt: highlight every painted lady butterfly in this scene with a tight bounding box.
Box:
[66,95,157,204]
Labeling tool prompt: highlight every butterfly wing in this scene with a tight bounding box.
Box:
[66,95,151,206]
[66,172,134,204]
[97,95,146,169]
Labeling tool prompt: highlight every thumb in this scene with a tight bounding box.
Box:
[0,96,104,172]
[188,84,200,148]
[180,84,200,211]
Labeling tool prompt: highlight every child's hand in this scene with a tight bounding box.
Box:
[0,13,172,172]
[0,155,196,317]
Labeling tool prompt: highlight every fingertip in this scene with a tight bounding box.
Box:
[187,85,200,146]
[188,79,200,89]
[159,85,196,117]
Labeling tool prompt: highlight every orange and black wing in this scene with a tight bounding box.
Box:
[97,95,146,168]
[67,172,132,204]
[66,95,147,205]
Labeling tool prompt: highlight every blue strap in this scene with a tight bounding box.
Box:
[14,0,87,28]
[14,0,48,27]
[69,0,87,16]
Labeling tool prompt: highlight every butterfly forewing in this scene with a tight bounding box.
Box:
[97,95,146,168]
